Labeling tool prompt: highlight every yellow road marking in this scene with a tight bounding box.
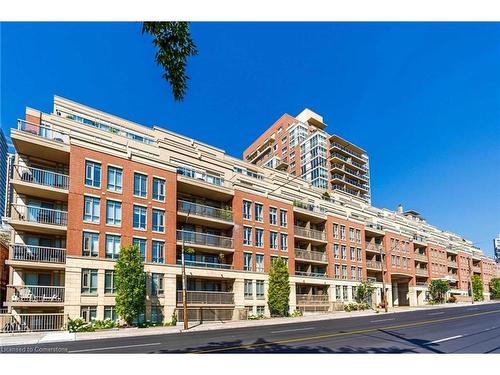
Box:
[193,308,500,353]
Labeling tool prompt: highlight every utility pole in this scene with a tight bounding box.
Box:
[380,244,388,313]
[181,205,192,330]
[468,256,474,305]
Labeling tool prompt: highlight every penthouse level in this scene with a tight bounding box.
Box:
[3,96,496,326]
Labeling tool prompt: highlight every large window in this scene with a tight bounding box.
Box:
[107,166,122,193]
[133,205,147,230]
[333,223,339,239]
[280,209,287,227]
[340,225,346,240]
[244,279,253,299]
[81,269,98,294]
[351,266,356,281]
[341,245,347,260]
[82,231,99,257]
[269,232,278,249]
[83,196,100,223]
[243,226,252,246]
[244,253,253,271]
[104,306,117,321]
[333,244,339,259]
[256,254,264,272]
[280,233,288,251]
[152,177,165,201]
[255,203,263,222]
[152,209,165,233]
[133,237,146,261]
[342,265,347,280]
[335,264,340,279]
[105,270,115,293]
[105,234,121,259]
[152,240,164,263]
[269,207,277,225]
[255,228,264,247]
[256,280,265,299]
[81,306,97,322]
[85,161,101,188]
[134,172,147,198]
[106,200,122,226]
[350,247,355,261]
[336,285,341,300]
[343,286,348,301]
[243,200,252,220]
[349,227,355,242]
[151,273,164,296]
[357,248,362,261]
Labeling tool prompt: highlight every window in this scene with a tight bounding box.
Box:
[243,226,252,246]
[269,207,277,225]
[255,203,263,222]
[81,306,97,322]
[341,245,347,260]
[152,209,165,232]
[355,229,361,243]
[151,305,163,323]
[134,172,147,198]
[336,285,341,300]
[133,237,146,261]
[106,200,122,226]
[82,232,99,257]
[357,248,362,261]
[342,265,347,280]
[352,286,357,300]
[107,166,122,193]
[243,200,252,220]
[333,223,339,239]
[244,253,253,271]
[351,266,356,280]
[256,254,264,272]
[256,280,265,299]
[269,232,278,249]
[85,161,101,188]
[333,244,339,259]
[81,269,98,294]
[152,177,165,201]
[340,225,346,240]
[256,306,265,315]
[358,267,362,281]
[350,247,355,261]
[84,196,100,223]
[151,273,164,296]
[244,280,253,299]
[152,241,164,263]
[104,270,115,293]
[280,209,287,227]
[105,235,121,259]
[133,205,147,230]
[280,233,288,251]
[335,264,340,279]
[343,286,348,301]
[104,306,117,321]
[349,228,355,242]
[255,228,264,247]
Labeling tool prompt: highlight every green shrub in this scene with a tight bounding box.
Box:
[247,314,265,320]
[490,278,500,299]
[472,275,484,301]
[138,321,163,328]
[164,313,177,326]
[344,302,370,312]
[67,318,118,332]
[290,310,303,317]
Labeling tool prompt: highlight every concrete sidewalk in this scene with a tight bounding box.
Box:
[1,301,497,347]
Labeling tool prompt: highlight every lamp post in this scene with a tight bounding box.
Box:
[181,205,192,330]
[380,244,388,313]
[468,256,474,305]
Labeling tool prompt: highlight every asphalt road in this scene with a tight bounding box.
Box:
[2,303,500,353]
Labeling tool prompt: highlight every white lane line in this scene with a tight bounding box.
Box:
[428,312,445,316]
[370,318,395,323]
[429,335,463,344]
[467,308,479,311]
[69,342,162,353]
[271,327,314,334]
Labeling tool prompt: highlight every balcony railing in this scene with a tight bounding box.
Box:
[11,244,66,264]
[415,282,428,287]
[294,226,327,241]
[447,260,458,268]
[414,253,428,262]
[177,200,233,222]
[294,249,327,263]
[14,165,69,190]
[176,230,233,249]
[294,270,327,278]
[176,291,234,305]
[366,223,384,232]
[292,200,326,214]
[0,313,67,333]
[176,259,233,270]
[472,266,481,273]
[11,204,68,226]
[366,260,382,270]
[365,242,384,253]
[177,166,226,187]
[7,285,65,303]
[413,235,427,244]
[415,268,428,276]
[296,294,329,305]
[330,141,364,160]
[17,119,69,143]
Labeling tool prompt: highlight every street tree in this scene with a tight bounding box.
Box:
[355,281,376,304]
[428,279,449,303]
[267,257,290,317]
[471,275,484,301]
[490,278,500,299]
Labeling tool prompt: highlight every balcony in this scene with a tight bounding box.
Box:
[10,205,68,235]
[365,242,384,253]
[292,201,327,222]
[331,163,369,182]
[294,226,327,243]
[330,174,369,191]
[294,249,328,264]
[415,282,428,287]
[176,166,233,200]
[12,165,69,201]
[6,285,65,305]
[296,294,329,305]
[176,230,234,253]
[365,223,385,237]
[447,260,458,268]
[330,152,367,172]
[413,235,427,246]
[472,266,481,273]
[414,253,428,262]
[294,270,327,278]
[176,259,233,270]
[366,260,382,270]
[176,291,234,305]
[10,244,66,265]
[177,200,233,228]
[415,268,429,276]
[0,313,67,333]
[329,141,364,161]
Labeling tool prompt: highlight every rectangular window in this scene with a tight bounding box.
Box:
[107,166,122,193]
[151,305,163,323]
[340,225,346,240]
[351,266,356,281]
[280,233,288,251]
[333,223,339,239]
[333,244,339,259]
[256,254,264,272]
[151,273,164,296]
[104,306,117,321]
[269,232,278,249]
[357,248,362,261]
[104,270,115,293]
[81,269,98,294]
[349,228,355,242]
[352,286,357,300]
[336,285,341,300]
[350,247,355,261]
[255,228,264,247]
[82,231,99,257]
[133,237,146,261]
[244,253,253,271]
[152,241,164,263]
[152,177,165,201]
[355,229,361,243]
[244,280,253,299]
[341,245,347,260]
[343,286,348,301]
[106,200,122,226]
[256,280,265,299]
[152,209,165,232]
[255,203,263,222]
[256,306,265,315]
[85,161,101,188]
[335,264,340,279]
[342,265,347,280]
[243,226,252,246]
[358,267,362,281]
[105,234,121,259]
[134,172,147,198]
[280,209,287,227]
[81,306,97,322]
[133,205,147,230]
[269,207,277,225]
[84,196,100,223]
[243,200,252,220]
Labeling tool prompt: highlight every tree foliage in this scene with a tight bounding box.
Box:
[267,257,290,317]
[428,279,449,303]
[490,278,500,300]
[471,275,484,301]
[114,244,146,325]
[142,22,198,101]
[355,281,376,304]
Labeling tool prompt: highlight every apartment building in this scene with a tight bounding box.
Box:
[243,109,371,203]
[0,128,8,217]
[3,96,496,326]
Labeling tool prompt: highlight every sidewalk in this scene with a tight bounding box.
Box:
[1,300,497,347]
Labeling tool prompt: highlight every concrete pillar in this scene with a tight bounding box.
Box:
[163,273,177,323]
[233,278,245,320]
[64,266,83,319]
[96,269,105,320]
[408,286,417,306]
[392,283,399,306]
[289,281,297,313]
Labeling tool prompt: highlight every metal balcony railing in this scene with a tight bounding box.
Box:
[17,119,69,143]
[11,204,68,226]
[7,285,65,303]
[365,242,384,253]
[366,260,382,270]
[14,165,69,190]
[11,244,66,264]
[413,235,427,243]
[296,294,329,305]
[293,226,327,241]
[415,268,428,276]
[330,141,364,160]
[415,282,428,287]
[176,259,233,270]
[176,230,233,249]
[177,200,233,222]
[0,313,67,333]
[294,270,327,278]
[177,166,226,187]
[294,249,327,262]
[177,291,234,305]
[447,260,458,268]
[414,253,428,262]
[292,200,326,214]
[472,266,481,273]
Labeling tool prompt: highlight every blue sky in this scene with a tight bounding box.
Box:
[1,22,499,257]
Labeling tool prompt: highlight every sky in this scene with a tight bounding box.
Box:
[1,22,499,257]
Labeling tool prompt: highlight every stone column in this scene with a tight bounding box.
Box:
[289,280,297,313]
[233,278,245,320]
[163,272,177,323]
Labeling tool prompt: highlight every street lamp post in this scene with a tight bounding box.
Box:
[468,257,474,305]
[181,206,192,330]
[380,245,388,313]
